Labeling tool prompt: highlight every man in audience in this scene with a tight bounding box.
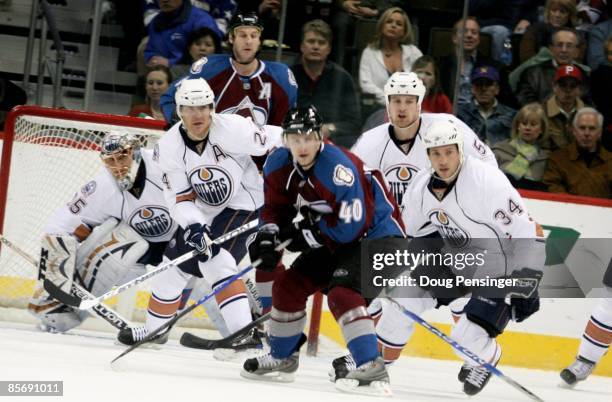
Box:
[512,27,589,105]
[290,19,361,148]
[457,65,516,146]
[542,64,586,150]
[438,17,513,107]
[543,107,612,198]
[145,0,222,67]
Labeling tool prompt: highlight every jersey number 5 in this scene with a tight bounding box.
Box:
[339,199,363,224]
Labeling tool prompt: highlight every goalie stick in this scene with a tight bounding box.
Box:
[0,234,132,330]
[180,312,271,350]
[393,301,545,402]
[44,219,259,310]
[111,239,291,365]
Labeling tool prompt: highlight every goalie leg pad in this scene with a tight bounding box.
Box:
[40,234,78,293]
[76,219,149,296]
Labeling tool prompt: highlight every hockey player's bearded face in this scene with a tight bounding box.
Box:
[285,133,321,170]
[428,144,461,181]
[231,27,261,64]
[180,105,212,140]
[388,95,419,128]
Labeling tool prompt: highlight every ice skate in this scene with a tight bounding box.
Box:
[240,351,299,383]
[116,326,169,347]
[334,357,392,397]
[328,354,356,382]
[559,356,596,388]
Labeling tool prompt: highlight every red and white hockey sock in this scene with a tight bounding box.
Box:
[579,297,612,363]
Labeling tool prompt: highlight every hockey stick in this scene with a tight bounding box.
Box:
[0,234,132,330]
[45,219,259,310]
[180,312,271,350]
[111,239,291,365]
[392,301,545,402]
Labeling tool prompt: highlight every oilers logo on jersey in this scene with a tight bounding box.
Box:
[188,166,233,206]
[428,210,470,248]
[128,206,173,238]
[384,164,420,205]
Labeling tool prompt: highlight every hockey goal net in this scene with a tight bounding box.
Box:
[0,106,324,351]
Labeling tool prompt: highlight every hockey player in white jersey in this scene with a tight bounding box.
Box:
[28,131,180,333]
[560,269,612,387]
[383,121,545,395]
[147,77,283,355]
[343,72,497,368]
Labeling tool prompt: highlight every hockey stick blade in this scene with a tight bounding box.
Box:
[180,312,271,350]
[62,219,258,311]
[111,239,291,365]
[44,280,82,306]
[394,301,545,402]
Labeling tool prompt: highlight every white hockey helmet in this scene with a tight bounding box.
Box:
[175,77,215,121]
[421,120,465,175]
[100,131,142,191]
[384,71,426,110]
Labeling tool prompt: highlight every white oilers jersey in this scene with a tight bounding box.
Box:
[156,113,282,227]
[402,156,544,278]
[352,113,497,209]
[46,150,177,243]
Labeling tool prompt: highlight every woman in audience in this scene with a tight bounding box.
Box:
[170,27,221,79]
[412,55,452,113]
[128,65,172,121]
[519,0,578,63]
[493,103,550,191]
[358,7,422,105]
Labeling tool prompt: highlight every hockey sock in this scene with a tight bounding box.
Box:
[146,265,190,333]
[269,308,307,359]
[213,278,251,333]
[451,315,501,366]
[578,297,612,364]
[255,262,285,313]
[329,287,378,367]
[146,292,181,333]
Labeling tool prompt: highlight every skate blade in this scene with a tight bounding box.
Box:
[558,380,578,389]
[240,368,295,383]
[213,347,263,362]
[113,340,164,350]
[328,369,336,383]
[335,379,393,397]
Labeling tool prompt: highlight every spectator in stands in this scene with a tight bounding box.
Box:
[493,103,550,191]
[543,107,612,198]
[129,65,172,121]
[143,0,236,35]
[468,0,524,63]
[145,0,222,68]
[519,0,578,63]
[290,20,360,148]
[457,65,516,146]
[0,73,27,130]
[587,19,612,69]
[511,27,589,105]
[412,55,452,113]
[332,0,403,66]
[438,17,513,108]
[256,0,337,52]
[170,26,221,79]
[514,0,546,34]
[591,36,612,150]
[576,0,609,32]
[358,7,422,105]
[542,64,586,150]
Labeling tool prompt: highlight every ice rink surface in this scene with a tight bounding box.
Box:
[2,322,612,402]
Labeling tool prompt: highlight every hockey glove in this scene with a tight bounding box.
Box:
[247,224,282,272]
[279,217,325,253]
[507,267,543,322]
[184,223,219,263]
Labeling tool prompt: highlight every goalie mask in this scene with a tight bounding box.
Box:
[100,131,142,191]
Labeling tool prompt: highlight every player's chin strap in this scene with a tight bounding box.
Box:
[45,219,260,311]
[0,234,133,331]
[388,299,545,402]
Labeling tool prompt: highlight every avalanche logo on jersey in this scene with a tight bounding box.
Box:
[220,96,268,126]
[384,164,419,205]
[428,209,470,248]
[188,166,233,206]
[129,206,172,238]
